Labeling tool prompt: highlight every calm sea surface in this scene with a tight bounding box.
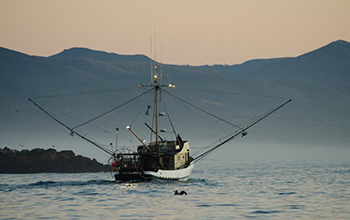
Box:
[0,159,349,219]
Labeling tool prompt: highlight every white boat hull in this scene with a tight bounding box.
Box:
[143,162,194,181]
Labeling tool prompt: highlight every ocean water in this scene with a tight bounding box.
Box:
[0,159,349,219]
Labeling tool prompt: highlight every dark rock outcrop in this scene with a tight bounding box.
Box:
[0,147,111,173]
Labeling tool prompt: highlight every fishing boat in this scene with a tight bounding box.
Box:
[109,63,195,181]
[29,57,291,182]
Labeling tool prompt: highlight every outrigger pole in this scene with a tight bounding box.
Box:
[29,87,154,156]
[192,98,292,163]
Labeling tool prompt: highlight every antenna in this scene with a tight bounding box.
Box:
[160,33,163,83]
[150,19,153,85]
[154,27,156,63]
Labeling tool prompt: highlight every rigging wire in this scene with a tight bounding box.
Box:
[28,99,125,150]
[150,93,157,143]
[82,91,153,137]
[192,98,292,163]
[190,126,239,157]
[159,88,176,134]
[29,97,126,141]
[162,89,244,130]
[178,87,291,101]
[71,88,153,130]
[28,98,114,156]
[28,100,83,125]
[163,89,232,135]
[29,87,137,99]
[131,92,154,126]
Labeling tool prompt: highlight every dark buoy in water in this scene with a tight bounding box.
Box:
[174,190,187,195]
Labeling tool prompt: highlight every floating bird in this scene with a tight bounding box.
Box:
[174,190,187,195]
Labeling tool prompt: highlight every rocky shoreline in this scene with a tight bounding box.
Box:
[0,147,111,173]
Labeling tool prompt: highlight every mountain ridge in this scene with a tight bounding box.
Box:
[248,40,350,82]
[298,39,350,61]
[1,40,349,162]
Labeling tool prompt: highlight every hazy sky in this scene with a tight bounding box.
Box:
[1,0,350,65]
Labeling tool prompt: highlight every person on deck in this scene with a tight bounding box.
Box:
[177,134,183,147]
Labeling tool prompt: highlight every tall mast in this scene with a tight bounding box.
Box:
[154,63,160,144]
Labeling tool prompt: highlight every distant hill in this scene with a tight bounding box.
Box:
[50,47,151,63]
[0,40,350,161]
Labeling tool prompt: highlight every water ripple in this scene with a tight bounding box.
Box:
[0,158,349,219]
